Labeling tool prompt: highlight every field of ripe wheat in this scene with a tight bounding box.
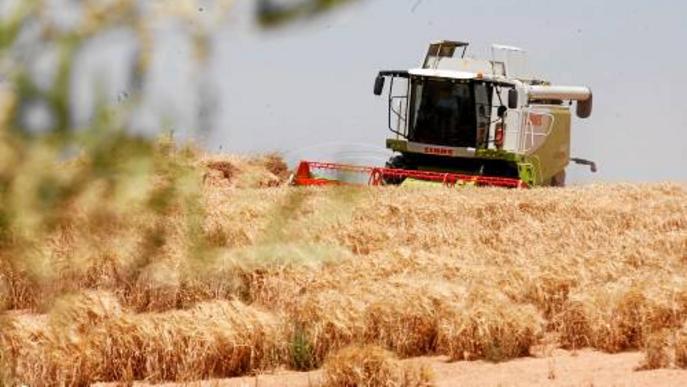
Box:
[1,152,686,385]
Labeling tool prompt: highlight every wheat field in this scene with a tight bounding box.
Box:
[1,152,686,385]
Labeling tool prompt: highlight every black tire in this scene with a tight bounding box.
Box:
[383,155,409,185]
[550,170,566,187]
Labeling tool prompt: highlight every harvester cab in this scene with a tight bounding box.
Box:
[293,41,596,188]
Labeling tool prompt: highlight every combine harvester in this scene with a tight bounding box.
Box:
[293,41,596,188]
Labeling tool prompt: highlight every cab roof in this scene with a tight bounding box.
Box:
[408,68,514,85]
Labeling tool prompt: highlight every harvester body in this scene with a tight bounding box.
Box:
[294,41,595,188]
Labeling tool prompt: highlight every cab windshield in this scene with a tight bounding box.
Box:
[408,77,492,148]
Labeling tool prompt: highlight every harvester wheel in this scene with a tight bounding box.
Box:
[551,170,566,187]
[383,155,409,185]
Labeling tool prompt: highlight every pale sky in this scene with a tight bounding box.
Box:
[9,0,685,183]
[204,0,687,183]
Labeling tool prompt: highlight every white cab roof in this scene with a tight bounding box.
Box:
[408,68,477,79]
[408,68,512,85]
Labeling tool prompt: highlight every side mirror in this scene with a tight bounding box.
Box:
[373,76,385,96]
[576,93,593,119]
[507,89,519,109]
[497,105,507,118]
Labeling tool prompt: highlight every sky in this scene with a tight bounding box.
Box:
[6,0,685,184]
[202,0,687,183]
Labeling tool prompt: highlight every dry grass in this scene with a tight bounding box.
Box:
[640,330,673,370]
[1,152,686,384]
[641,322,687,370]
[676,323,687,368]
[554,275,687,353]
[202,154,289,189]
[0,292,283,385]
[322,344,434,387]
[435,287,543,361]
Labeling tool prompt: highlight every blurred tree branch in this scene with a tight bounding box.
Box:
[0,0,364,291]
[257,0,361,27]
